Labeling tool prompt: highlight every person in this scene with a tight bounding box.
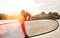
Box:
[19,10,31,38]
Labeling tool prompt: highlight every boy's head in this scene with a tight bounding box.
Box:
[21,10,30,17]
[21,10,31,20]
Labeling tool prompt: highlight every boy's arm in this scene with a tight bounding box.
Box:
[26,16,30,20]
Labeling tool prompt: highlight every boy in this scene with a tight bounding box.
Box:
[19,10,30,38]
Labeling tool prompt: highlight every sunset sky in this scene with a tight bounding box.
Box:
[0,0,60,15]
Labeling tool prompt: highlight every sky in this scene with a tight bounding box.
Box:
[0,0,60,15]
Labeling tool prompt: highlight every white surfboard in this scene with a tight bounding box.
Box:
[0,19,59,38]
